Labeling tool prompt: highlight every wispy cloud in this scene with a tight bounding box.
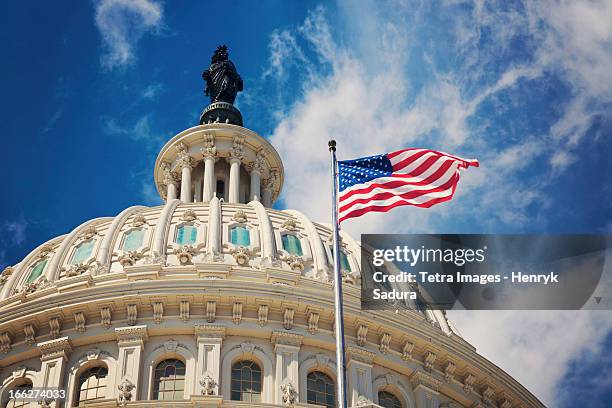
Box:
[0,216,28,269]
[142,82,164,100]
[94,0,164,70]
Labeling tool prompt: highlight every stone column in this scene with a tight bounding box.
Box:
[249,150,267,202]
[346,346,375,406]
[227,157,242,203]
[201,133,217,201]
[177,143,195,203]
[115,325,148,401]
[271,332,303,405]
[261,170,277,207]
[37,337,72,408]
[194,325,226,396]
[410,371,441,408]
[161,162,179,201]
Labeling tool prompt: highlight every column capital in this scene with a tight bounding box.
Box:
[37,336,72,362]
[271,331,303,349]
[201,132,218,160]
[346,345,375,365]
[248,149,267,174]
[115,325,148,347]
[194,324,226,340]
[410,370,442,393]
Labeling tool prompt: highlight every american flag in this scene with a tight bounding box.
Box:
[337,148,479,223]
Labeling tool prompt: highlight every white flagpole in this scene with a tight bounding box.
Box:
[328,140,348,408]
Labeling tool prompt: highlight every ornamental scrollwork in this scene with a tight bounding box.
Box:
[230,246,250,265]
[200,374,217,395]
[175,245,196,265]
[281,381,297,406]
[117,378,135,407]
[118,251,142,267]
[281,254,304,272]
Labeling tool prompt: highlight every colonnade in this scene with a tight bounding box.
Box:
[160,141,275,207]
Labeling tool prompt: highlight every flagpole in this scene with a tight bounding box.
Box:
[328,140,348,408]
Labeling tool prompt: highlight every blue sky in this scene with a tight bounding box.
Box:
[0,1,611,406]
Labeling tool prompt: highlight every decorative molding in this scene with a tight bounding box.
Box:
[194,324,226,339]
[280,380,298,406]
[357,324,368,347]
[115,325,148,346]
[175,245,196,265]
[444,361,456,383]
[100,307,112,329]
[379,332,391,353]
[182,208,198,221]
[206,301,216,323]
[283,308,295,330]
[346,346,375,365]
[130,213,147,227]
[271,331,303,348]
[230,246,250,265]
[179,300,190,322]
[126,304,138,326]
[163,339,178,352]
[232,302,242,324]
[0,332,11,353]
[482,385,495,405]
[74,311,86,333]
[402,340,414,361]
[49,317,61,339]
[258,304,269,326]
[176,142,196,169]
[463,373,476,394]
[232,210,248,223]
[201,133,217,160]
[117,377,135,407]
[424,350,437,371]
[200,374,218,395]
[281,254,304,272]
[24,324,36,345]
[281,217,298,232]
[410,370,442,392]
[153,302,164,324]
[307,312,319,334]
[37,336,72,361]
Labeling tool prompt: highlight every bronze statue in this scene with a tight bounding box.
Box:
[202,45,243,105]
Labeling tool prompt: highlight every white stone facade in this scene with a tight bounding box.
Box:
[0,123,545,408]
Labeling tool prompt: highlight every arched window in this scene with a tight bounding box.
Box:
[282,234,303,256]
[378,391,402,408]
[6,381,33,408]
[153,359,186,400]
[306,371,335,408]
[25,258,47,284]
[176,225,197,246]
[230,360,262,402]
[230,226,250,246]
[75,366,108,405]
[122,229,145,251]
[331,247,351,272]
[70,240,95,265]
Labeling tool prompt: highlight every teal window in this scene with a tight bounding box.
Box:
[70,240,95,265]
[26,258,47,284]
[176,225,197,246]
[282,234,303,256]
[340,251,352,272]
[230,226,250,246]
[123,229,145,251]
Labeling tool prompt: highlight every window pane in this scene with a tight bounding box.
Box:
[70,240,95,265]
[26,259,47,284]
[153,359,186,401]
[230,226,250,246]
[123,229,145,251]
[75,366,108,405]
[230,360,262,401]
[176,225,197,245]
[282,234,303,256]
[378,391,402,408]
[306,371,335,408]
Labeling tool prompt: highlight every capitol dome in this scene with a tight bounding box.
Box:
[0,47,544,408]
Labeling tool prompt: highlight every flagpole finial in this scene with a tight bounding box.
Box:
[328,140,336,152]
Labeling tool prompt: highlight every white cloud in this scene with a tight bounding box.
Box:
[263,2,612,405]
[94,0,164,69]
[142,82,164,100]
